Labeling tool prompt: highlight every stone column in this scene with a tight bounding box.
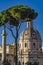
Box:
[2,29,7,62]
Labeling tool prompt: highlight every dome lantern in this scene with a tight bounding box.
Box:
[27,21,33,38]
[27,21,33,29]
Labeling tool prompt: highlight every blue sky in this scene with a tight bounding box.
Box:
[0,0,43,45]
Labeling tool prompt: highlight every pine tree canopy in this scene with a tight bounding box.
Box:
[0,5,38,26]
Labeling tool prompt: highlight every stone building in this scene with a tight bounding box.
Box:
[0,21,43,65]
[0,44,16,65]
[18,21,43,65]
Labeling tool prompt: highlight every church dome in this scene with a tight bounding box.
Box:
[19,22,42,52]
[20,28,41,40]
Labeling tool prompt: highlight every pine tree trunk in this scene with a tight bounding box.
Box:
[15,26,18,65]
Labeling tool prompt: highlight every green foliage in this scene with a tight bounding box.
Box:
[0,11,7,26]
[0,5,38,26]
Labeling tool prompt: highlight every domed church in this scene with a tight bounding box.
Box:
[18,21,43,65]
[0,21,43,65]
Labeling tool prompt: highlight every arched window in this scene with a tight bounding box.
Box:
[25,43,27,47]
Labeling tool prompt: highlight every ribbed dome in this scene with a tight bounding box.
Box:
[20,28,41,40]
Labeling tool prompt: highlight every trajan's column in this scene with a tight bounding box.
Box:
[2,28,7,63]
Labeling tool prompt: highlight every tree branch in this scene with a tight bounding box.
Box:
[5,25,16,39]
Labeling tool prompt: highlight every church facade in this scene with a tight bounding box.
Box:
[18,21,43,65]
[0,21,43,65]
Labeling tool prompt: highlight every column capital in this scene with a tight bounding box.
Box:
[1,29,7,36]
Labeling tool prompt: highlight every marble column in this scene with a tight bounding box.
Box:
[2,29,7,62]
